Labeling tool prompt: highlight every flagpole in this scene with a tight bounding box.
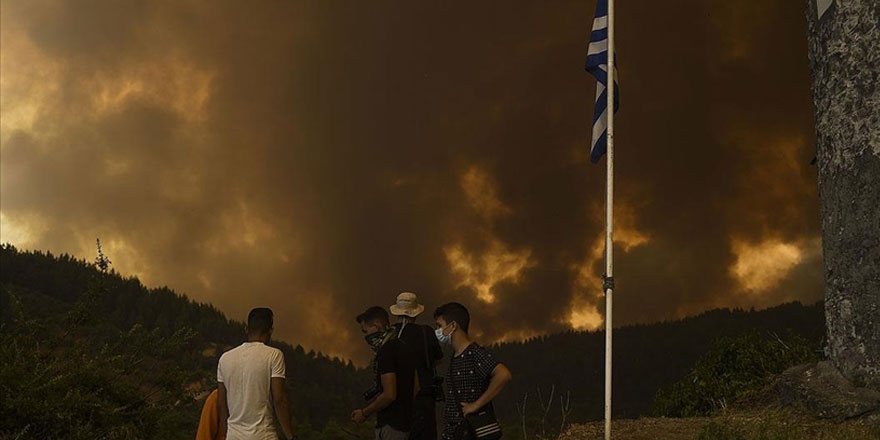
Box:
[604,0,615,438]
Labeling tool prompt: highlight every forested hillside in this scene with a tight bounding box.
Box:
[0,244,371,440]
[0,244,825,439]
[490,302,824,433]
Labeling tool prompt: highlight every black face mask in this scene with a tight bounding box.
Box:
[365,329,391,352]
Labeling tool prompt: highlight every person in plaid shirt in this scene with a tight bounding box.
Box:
[433,303,512,440]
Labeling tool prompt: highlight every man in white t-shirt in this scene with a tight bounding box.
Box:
[217,307,296,440]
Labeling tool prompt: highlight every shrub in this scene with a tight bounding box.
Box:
[0,289,201,440]
[652,330,819,417]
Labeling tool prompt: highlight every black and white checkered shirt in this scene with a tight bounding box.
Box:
[441,343,500,440]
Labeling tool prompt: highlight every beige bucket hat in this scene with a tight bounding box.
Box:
[389,291,425,317]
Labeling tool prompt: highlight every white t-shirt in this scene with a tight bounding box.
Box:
[218,341,287,440]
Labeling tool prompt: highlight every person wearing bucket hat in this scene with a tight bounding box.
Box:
[391,292,443,440]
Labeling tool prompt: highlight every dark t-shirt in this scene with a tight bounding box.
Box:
[442,343,500,440]
[396,323,443,397]
[376,338,416,431]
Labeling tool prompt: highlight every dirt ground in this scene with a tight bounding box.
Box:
[558,408,880,440]
[561,416,711,440]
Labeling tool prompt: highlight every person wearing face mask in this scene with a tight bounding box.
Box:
[389,292,444,440]
[351,306,417,440]
[434,303,512,440]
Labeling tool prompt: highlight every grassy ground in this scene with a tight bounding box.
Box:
[559,408,880,440]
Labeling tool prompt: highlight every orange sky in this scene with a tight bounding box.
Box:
[0,0,822,364]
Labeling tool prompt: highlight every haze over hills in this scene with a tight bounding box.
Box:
[0,244,824,439]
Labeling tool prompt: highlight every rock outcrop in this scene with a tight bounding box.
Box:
[804,0,880,389]
[778,361,880,419]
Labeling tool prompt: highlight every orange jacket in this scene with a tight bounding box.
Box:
[196,389,225,440]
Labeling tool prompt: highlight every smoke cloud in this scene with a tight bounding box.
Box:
[0,0,820,363]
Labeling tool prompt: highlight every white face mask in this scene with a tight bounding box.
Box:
[435,324,453,345]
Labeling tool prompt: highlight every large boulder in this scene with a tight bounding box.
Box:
[778,361,880,419]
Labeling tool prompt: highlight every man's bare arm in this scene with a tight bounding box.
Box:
[271,377,295,440]
[466,363,512,412]
[413,373,420,398]
[363,372,397,417]
[217,383,229,437]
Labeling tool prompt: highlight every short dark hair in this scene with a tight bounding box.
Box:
[356,306,389,326]
[433,302,470,333]
[247,307,274,334]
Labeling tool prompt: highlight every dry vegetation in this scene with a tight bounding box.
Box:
[559,408,880,440]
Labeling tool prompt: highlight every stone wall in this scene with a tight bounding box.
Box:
[804,0,880,388]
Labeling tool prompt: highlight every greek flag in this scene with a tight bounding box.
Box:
[586,0,619,164]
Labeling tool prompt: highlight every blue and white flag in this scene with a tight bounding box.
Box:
[586,0,619,164]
